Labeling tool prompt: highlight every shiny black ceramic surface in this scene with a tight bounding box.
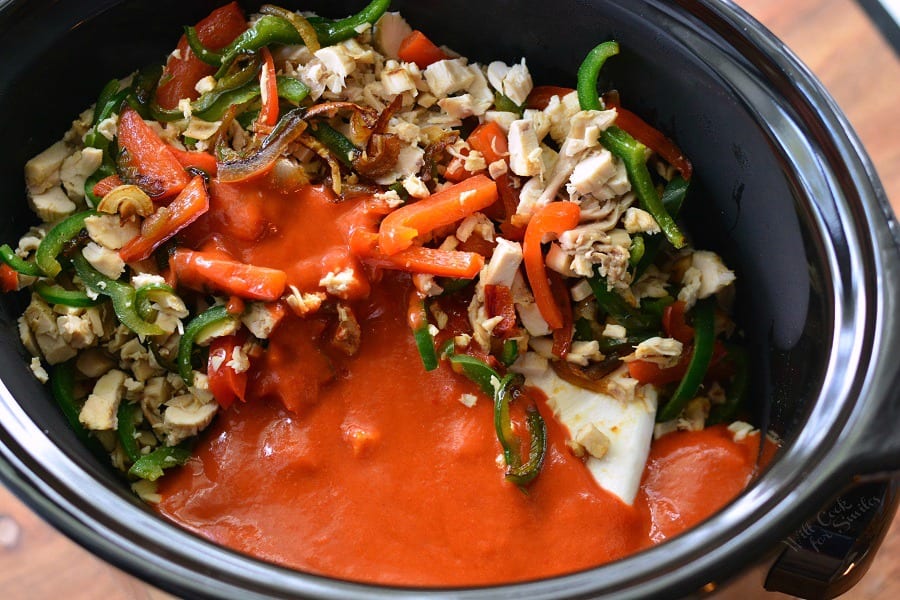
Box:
[0,1,898,598]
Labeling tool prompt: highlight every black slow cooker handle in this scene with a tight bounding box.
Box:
[765,477,898,599]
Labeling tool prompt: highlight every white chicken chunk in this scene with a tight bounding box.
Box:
[161,393,218,446]
[381,61,418,95]
[373,12,413,59]
[314,44,357,91]
[631,336,684,368]
[25,140,69,194]
[623,207,661,234]
[79,369,128,431]
[60,147,104,201]
[423,58,474,98]
[23,295,76,365]
[85,214,140,250]
[241,302,285,339]
[480,238,523,287]
[486,59,533,106]
[28,186,76,223]
[567,148,628,201]
[678,250,736,309]
[507,118,542,177]
[82,241,125,279]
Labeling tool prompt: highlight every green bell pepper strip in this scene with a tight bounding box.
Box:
[0,244,41,276]
[128,445,191,481]
[259,4,322,52]
[35,210,97,278]
[116,401,142,463]
[409,296,438,372]
[448,353,500,397]
[707,344,749,425]
[185,25,224,65]
[633,176,689,280]
[499,339,519,367]
[212,0,391,77]
[576,41,685,249]
[494,374,547,487]
[84,80,129,150]
[178,304,235,386]
[600,127,684,249]
[493,92,524,116]
[215,15,303,78]
[49,361,106,456]
[33,280,102,308]
[83,80,131,205]
[190,56,262,114]
[130,64,163,116]
[413,326,438,371]
[587,269,659,332]
[84,162,116,208]
[134,282,178,321]
[193,76,309,121]
[72,253,165,338]
[656,298,716,422]
[437,277,471,295]
[576,40,620,112]
[628,235,645,267]
[306,0,391,47]
[309,121,360,168]
[447,352,547,486]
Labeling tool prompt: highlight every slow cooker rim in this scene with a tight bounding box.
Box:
[0,0,897,598]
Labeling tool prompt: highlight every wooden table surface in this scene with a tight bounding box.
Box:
[1,0,898,598]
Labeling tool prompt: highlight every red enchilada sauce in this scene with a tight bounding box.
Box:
[157,180,771,586]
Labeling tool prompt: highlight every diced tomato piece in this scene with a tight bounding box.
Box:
[155,2,247,109]
[117,106,191,200]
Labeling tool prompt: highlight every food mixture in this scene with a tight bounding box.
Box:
[1,0,776,586]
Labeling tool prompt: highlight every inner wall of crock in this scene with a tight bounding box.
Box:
[0,0,829,552]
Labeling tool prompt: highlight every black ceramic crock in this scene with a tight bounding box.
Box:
[1,1,898,598]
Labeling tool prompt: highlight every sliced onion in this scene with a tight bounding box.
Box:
[217,108,308,183]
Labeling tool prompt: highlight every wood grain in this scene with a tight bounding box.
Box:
[1,0,898,598]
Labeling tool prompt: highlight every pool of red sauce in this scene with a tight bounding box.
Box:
[158,179,772,586]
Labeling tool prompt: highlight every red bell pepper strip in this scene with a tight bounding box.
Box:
[378,174,498,256]
[155,2,247,109]
[484,284,519,339]
[257,47,279,128]
[397,30,448,69]
[549,271,573,357]
[628,353,691,386]
[466,121,520,222]
[350,229,484,279]
[118,106,191,200]
[662,300,694,344]
[207,332,249,410]
[119,176,210,263]
[522,202,580,330]
[467,121,508,164]
[171,249,287,301]
[605,96,693,181]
